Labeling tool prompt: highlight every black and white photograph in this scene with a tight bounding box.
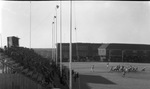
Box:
[0,0,150,89]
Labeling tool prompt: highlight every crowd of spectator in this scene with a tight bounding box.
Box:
[2,46,71,88]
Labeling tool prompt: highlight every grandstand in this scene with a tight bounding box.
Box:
[98,43,150,63]
[0,36,70,89]
[56,43,150,63]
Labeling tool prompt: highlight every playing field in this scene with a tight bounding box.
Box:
[63,62,150,89]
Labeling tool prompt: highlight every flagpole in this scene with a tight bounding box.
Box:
[30,1,31,48]
[69,0,72,89]
[56,5,59,65]
[52,22,54,61]
[60,0,62,76]
[53,16,56,63]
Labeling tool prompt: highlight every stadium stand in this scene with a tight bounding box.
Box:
[0,46,71,89]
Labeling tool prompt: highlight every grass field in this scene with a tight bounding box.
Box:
[63,62,150,89]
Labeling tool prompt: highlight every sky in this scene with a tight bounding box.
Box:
[0,1,150,48]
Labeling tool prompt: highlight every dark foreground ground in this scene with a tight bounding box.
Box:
[63,62,150,89]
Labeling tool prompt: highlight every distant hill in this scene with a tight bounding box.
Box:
[33,48,55,59]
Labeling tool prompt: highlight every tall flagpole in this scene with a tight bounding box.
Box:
[53,16,56,63]
[60,0,62,76]
[69,0,72,89]
[30,1,31,48]
[52,22,54,61]
[56,5,59,65]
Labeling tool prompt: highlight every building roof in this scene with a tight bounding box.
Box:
[99,43,150,50]
[8,36,20,39]
[57,42,102,45]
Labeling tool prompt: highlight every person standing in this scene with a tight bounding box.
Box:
[122,70,126,77]
[122,68,128,77]
[91,65,95,72]
[107,62,109,69]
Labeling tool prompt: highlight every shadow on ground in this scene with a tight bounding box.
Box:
[72,74,116,89]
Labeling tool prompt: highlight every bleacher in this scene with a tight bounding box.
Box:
[0,47,69,89]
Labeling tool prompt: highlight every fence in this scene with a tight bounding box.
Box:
[0,74,46,89]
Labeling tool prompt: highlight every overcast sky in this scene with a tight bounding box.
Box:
[0,1,150,48]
